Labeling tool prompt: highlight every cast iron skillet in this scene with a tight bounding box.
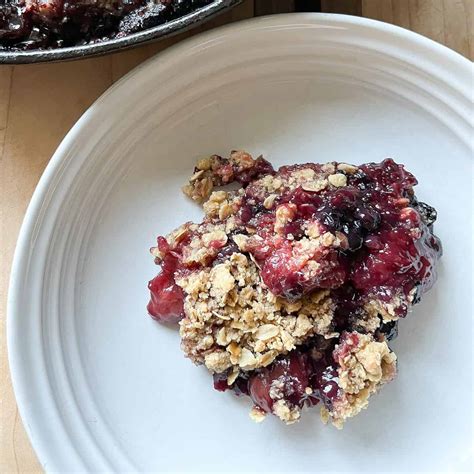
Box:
[0,0,241,64]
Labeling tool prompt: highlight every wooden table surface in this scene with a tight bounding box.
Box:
[0,1,472,472]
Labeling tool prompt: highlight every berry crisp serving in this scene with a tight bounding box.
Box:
[147,151,441,428]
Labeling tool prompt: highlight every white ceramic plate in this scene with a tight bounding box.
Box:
[8,14,473,473]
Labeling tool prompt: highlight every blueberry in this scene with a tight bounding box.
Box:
[379,320,399,341]
[416,201,437,226]
[321,210,342,229]
[355,206,381,231]
[411,282,422,304]
[342,221,364,252]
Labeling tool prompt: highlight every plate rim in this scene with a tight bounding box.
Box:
[7,12,473,472]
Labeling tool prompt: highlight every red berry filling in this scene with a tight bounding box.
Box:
[147,237,185,323]
[238,159,441,309]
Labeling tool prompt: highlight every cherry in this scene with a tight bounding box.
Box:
[147,254,184,323]
[311,364,340,406]
[247,352,311,413]
[213,372,229,392]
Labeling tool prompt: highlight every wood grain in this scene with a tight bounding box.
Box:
[321,0,362,15]
[0,0,471,471]
[361,0,473,59]
[255,0,296,15]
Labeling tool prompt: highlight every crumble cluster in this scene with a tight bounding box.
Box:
[182,150,273,203]
[322,332,397,428]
